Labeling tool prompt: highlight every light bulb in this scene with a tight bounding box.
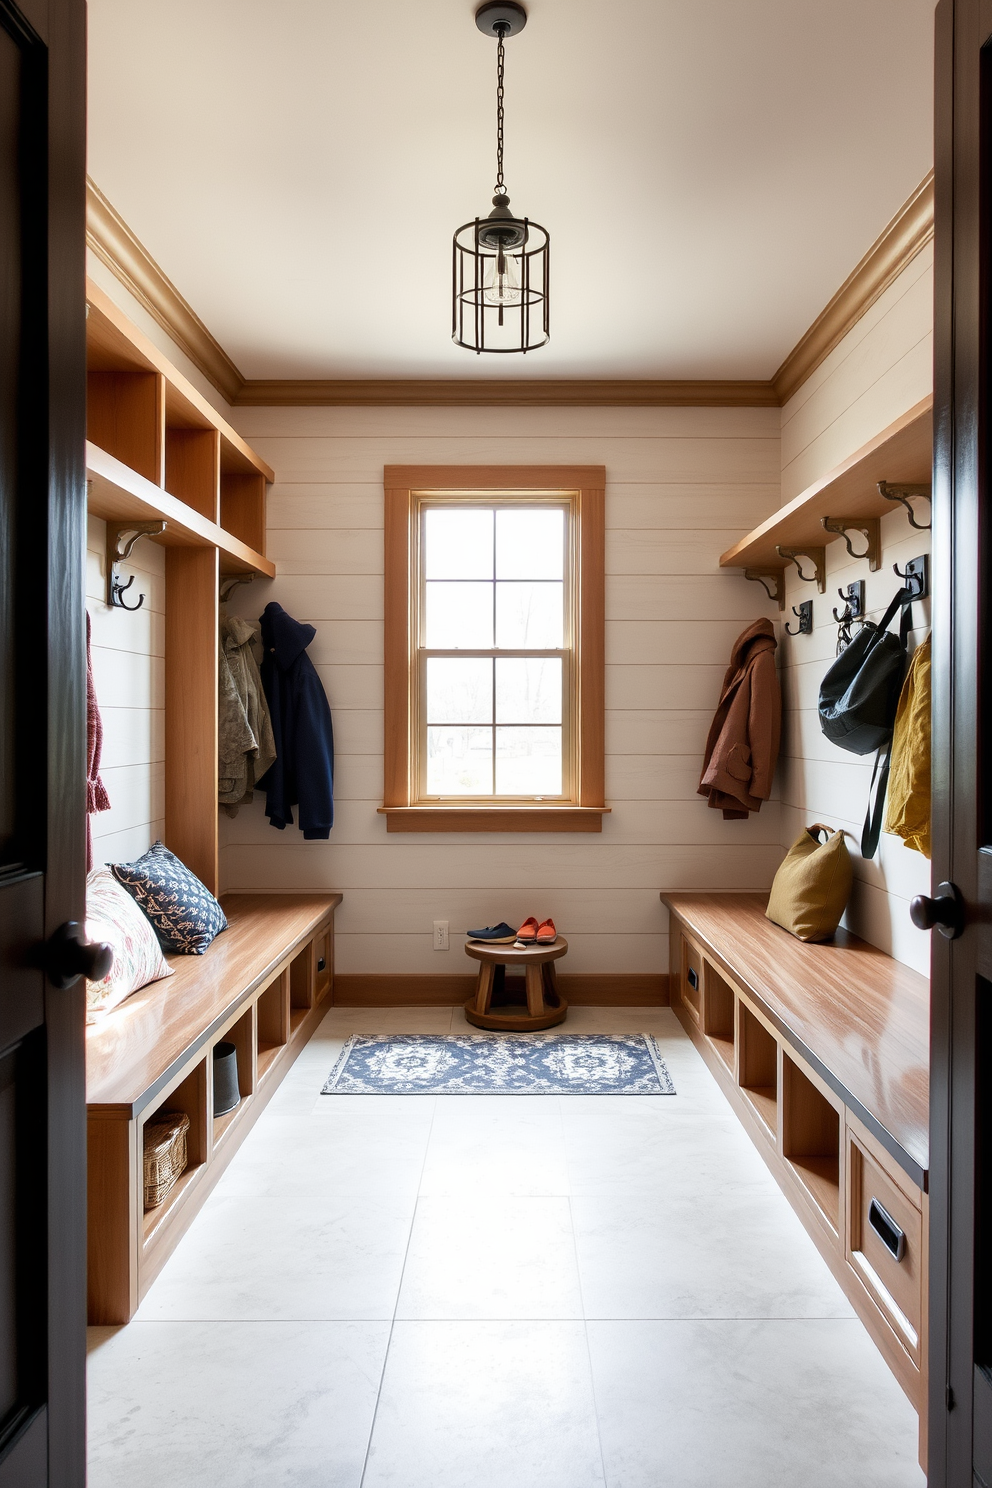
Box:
[483,246,521,306]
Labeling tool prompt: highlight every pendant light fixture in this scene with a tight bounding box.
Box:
[452,1,549,354]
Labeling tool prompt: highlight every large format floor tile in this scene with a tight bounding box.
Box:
[396,1196,583,1319]
[586,1318,925,1488]
[87,1320,388,1488]
[135,1194,415,1321]
[361,1321,606,1488]
[572,1186,855,1319]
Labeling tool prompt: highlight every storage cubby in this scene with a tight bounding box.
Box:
[87,368,164,483]
[737,1000,778,1136]
[290,942,315,1035]
[782,1052,841,1228]
[141,1056,208,1242]
[314,924,333,1003]
[702,964,735,1071]
[165,425,220,520]
[257,969,290,1083]
[681,937,702,1021]
[212,1004,255,1148]
[221,468,267,553]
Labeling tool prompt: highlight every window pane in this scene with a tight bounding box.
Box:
[495,658,562,724]
[425,582,493,648]
[426,658,493,724]
[495,727,562,795]
[495,508,565,580]
[427,726,492,794]
[425,508,493,579]
[495,582,564,648]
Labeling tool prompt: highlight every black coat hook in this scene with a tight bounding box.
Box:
[784,600,813,636]
[892,554,929,600]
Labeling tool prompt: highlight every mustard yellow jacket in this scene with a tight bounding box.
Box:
[885,633,931,858]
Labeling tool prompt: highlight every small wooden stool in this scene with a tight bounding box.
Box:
[463,937,569,1031]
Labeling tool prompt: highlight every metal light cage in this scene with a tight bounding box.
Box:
[452,216,550,354]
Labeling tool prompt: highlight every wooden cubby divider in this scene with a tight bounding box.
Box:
[737,998,778,1137]
[165,545,219,894]
[141,1055,209,1247]
[702,963,735,1070]
[212,1003,257,1149]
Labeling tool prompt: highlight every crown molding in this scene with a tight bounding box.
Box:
[232,378,778,407]
[87,173,933,411]
[772,170,934,406]
[85,177,244,405]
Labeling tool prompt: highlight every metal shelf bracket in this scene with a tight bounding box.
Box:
[821,516,881,570]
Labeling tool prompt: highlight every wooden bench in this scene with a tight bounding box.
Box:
[662,891,929,1464]
[87,891,341,1324]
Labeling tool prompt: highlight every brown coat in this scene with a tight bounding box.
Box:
[698,618,781,819]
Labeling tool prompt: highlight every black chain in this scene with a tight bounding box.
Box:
[494,23,507,195]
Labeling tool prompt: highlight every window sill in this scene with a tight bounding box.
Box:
[377,805,610,834]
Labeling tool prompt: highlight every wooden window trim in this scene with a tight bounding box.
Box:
[380,464,608,833]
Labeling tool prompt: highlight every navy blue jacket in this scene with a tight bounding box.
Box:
[256,603,334,839]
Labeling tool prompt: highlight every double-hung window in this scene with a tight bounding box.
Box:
[381,466,607,832]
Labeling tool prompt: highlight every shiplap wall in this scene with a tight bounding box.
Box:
[86,513,166,866]
[778,243,933,975]
[220,407,784,980]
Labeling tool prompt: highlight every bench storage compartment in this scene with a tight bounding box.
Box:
[87,891,341,1324]
[663,891,929,1465]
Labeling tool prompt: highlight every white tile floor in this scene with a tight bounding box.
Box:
[87,1005,926,1488]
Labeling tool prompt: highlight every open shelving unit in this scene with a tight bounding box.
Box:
[85,280,275,893]
[719,397,932,589]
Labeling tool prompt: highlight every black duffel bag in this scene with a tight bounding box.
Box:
[818,587,911,858]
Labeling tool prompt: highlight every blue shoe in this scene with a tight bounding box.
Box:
[466,923,517,943]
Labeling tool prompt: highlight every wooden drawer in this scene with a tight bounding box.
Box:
[847,1131,923,1358]
[680,935,703,1022]
[314,923,333,1002]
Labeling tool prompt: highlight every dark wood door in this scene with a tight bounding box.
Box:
[930,1,992,1482]
[0,0,86,1483]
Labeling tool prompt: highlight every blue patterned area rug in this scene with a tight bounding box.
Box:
[321,1034,675,1096]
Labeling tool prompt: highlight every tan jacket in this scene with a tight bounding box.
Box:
[884,633,931,858]
[698,618,781,818]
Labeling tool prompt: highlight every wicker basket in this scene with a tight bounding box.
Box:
[143,1111,190,1210]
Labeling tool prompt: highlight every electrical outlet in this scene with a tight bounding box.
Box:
[433,920,449,951]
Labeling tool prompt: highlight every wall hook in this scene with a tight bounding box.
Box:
[776,545,826,592]
[831,579,865,624]
[784,600,813,637]
[893,554,929,601]
[106,523,166,610]
[743,568,785,610]
[821,516,881,571]
[220,573,255,604]
[877,481,932,531]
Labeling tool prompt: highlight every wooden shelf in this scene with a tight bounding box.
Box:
[213,1095,250,1150]
[719,397,932,571]
[788,1153,841,1225]
[256,1043,281,1083]
[87,441,275,578]
[742,1084,777,1135]
[142,1161,203,1246]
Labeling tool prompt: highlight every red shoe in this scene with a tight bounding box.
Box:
[535,919,557,944]
[516,917,539,944]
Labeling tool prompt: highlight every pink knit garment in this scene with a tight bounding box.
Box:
[86,611,111,871]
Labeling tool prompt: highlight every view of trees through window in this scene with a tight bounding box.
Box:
[420,503,569,797]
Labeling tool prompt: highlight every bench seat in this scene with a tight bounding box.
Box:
[662,890,929,1464]
[86,891,341,1324]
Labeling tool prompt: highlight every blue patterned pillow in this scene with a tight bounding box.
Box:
[110,841,228,955]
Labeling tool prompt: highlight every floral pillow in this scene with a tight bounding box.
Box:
[110,840,228,955]
[85,866,173,1022]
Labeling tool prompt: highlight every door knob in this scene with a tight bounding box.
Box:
[909,882,964,940]
[46,921,114,989]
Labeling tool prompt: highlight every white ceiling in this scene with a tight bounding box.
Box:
[87,0,936,381]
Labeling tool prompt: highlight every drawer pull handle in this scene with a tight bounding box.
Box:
[868,1198,906,1261]
[687,967,699,990]
[317,957,326,973]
